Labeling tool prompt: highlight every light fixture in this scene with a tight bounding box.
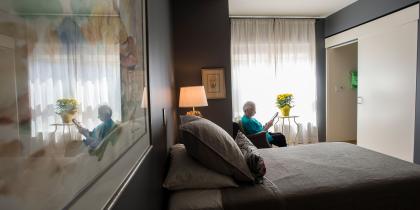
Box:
[141,87,148,108]
[179,86,208,117]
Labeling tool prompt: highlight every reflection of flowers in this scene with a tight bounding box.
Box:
[57,17,84,44]
[80,2,126,44]
[55,98,79,115]
[81,16,125,44]
[120,36,138,69]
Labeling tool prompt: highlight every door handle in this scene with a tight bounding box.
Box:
[357,97,364,104]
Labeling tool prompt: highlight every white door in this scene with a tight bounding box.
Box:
[357,21,418,162]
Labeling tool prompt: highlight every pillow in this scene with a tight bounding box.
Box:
[178,115,202,140]
[163,144,238,190]
[179,115,201,125]
[235,131,266,183]
[180,118,254,182]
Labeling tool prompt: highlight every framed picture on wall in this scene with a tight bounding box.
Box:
[201,68,226,99]
[0,0,151,209]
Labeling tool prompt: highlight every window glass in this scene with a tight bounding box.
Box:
[0,0,149,209]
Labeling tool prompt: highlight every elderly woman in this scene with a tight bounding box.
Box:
[75,105,116,149]
[241,101,287,147]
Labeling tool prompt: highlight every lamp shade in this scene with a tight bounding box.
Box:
[179,86,208,108]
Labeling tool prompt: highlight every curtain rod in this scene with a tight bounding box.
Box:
[229,16,321,19]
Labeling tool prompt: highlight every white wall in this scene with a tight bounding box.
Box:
[326,43,357,142]
[325,4,419,162]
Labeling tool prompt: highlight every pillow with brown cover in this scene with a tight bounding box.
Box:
[180,118,254,182]
[179,115,201,125]
[235,131,266,183]
[163,144,238,190]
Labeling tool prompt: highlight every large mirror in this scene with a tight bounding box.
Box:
[0,0,150,209]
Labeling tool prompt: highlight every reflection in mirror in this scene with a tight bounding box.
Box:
[0,0,149,209]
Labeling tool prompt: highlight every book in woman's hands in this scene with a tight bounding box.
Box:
[73,119,90,137]
[270,112,279,122]
[72,119,82,129]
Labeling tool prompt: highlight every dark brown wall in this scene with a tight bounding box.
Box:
[112,0,176,209]
[173,0,233,135]
[325,0,419,37]
[315,19,326,142]
[413,6,420,164]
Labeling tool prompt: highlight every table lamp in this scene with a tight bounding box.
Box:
[179,86,208,117]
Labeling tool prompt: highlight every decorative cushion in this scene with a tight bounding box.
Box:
[235,131,266,183]
[179,115,202,140]
[180,118,254,182]
[163,144,238,190]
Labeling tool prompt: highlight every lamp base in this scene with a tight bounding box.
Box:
[186,110,203,117]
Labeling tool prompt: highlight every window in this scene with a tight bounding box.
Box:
[231,19,318,143]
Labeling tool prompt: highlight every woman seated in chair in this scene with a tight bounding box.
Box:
[241,101,287,147]
[75,105,116,149]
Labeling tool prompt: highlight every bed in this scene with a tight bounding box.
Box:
[169,142,420,210]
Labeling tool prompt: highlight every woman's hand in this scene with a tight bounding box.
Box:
[263,119,274,131]
[78,127,90,137]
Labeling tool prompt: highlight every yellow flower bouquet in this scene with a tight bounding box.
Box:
[55,98,79,123]
[276,93,294,116]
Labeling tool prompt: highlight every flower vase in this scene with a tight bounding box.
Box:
[61,111,77,123]
[280,106,291,117]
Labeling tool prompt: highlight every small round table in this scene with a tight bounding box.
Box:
[276,115,300,145]
[51,123,74,133]
[50,123,75,141]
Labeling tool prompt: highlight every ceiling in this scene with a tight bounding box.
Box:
[229,0,358,18]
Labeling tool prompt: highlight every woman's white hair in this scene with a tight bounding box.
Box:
[98,105,113,118]
[243,101,255,113]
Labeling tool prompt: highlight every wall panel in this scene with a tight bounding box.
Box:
[173,0,233,134]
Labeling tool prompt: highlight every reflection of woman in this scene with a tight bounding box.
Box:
[75,105,116,149]
[241,101,287,147]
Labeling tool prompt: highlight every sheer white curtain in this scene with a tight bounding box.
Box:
[28,17,122,142]
[231,19,318,143]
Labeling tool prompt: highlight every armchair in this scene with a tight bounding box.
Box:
[232,121,271,149]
